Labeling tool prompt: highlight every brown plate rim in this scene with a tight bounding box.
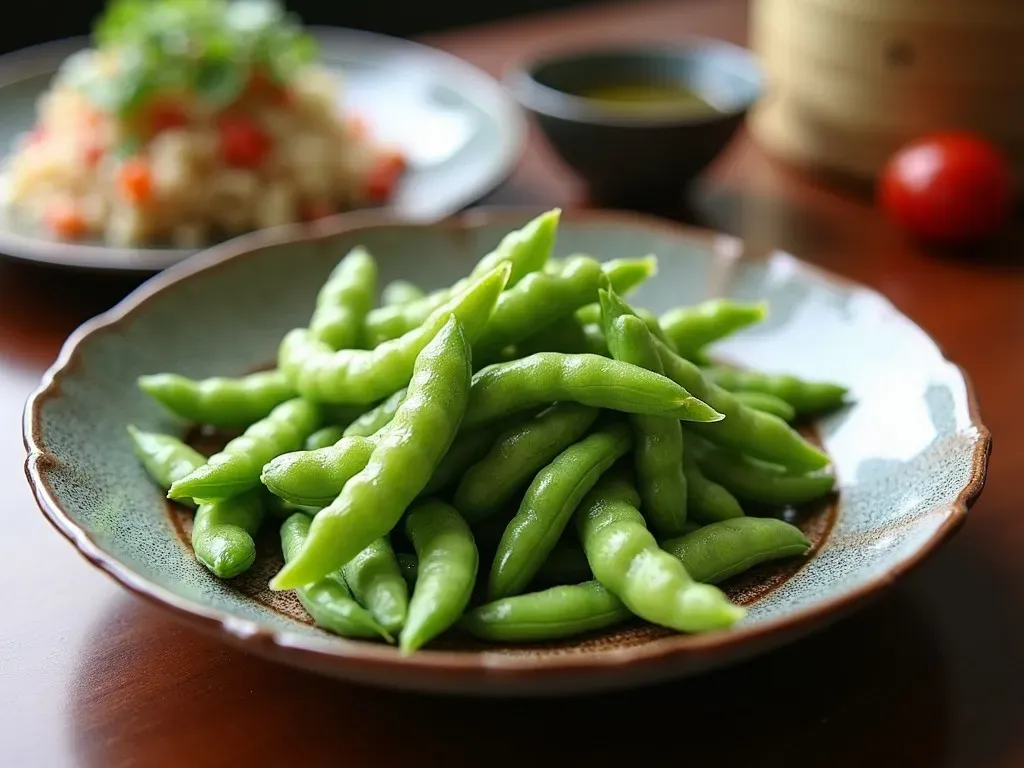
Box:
[21,207,992,687]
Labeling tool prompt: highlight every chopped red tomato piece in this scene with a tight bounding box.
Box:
[44,201,88,239]
[118,158,154,205]
[366,150,406,203]
[217,114,272,168]
[246,69,291,106]
[148,102,189,135]
[83,144,104,168]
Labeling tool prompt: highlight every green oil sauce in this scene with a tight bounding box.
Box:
[576,84,718,115]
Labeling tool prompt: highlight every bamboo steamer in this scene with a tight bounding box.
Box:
[749,0,1024,182]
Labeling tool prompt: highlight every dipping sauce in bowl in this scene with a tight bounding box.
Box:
[575,84,721,117]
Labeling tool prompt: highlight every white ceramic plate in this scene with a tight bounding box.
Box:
[0,28,525,271]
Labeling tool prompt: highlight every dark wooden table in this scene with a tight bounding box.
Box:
[2,1,1022,765]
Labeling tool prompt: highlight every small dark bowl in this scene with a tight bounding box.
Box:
[506,41,763,209]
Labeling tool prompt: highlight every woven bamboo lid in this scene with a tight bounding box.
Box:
[749,0,1024,181]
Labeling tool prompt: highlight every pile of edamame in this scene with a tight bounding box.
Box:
[129,209,848,653]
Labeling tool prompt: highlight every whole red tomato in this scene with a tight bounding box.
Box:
[878,131,1015,245]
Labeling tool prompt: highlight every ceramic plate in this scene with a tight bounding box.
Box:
[24,210,990,696]
[0,28,524,272]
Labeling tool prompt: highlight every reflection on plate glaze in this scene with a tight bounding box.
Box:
[342,69,477,169]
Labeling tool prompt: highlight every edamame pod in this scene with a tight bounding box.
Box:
[400,499,478,653]
[362,209,559,346]
[654,338,830,471]
[682,446,745,522]
[474,255,609,358]
[489,421,632,600]
[261,435,376,507]
[688,434,836,506]
[342,537,409,634]
[465,518,808,642]
[279,262,508,404]
[127,425,206,508]
[280,513,391,640]
[576,471,745,632]
[703,366,849,414]
[305,425,347,450]
[462,581,629,642]
[342,388,407,437]
[732,391,796,422]
[660,517,810,584]
[192,488,265,579]
[270,316,472,591]
[138,369,295,429]
[169,397,322,502]
[454,403,600,523]
[659,299,767,360]
[464,353,724,428]
[600,289,688,535]
[381,279,426,307]
[308,246,377,350]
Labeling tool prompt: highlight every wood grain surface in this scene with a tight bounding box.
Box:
[2,1,1022,765]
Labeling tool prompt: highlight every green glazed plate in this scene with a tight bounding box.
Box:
[23,209,990,696]
[0,28,524,272]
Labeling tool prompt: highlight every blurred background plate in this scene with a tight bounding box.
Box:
[0,27,525,272]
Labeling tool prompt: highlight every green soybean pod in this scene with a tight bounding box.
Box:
[488,421,632,600]
[308,246,377,350]
[688,435,836,506]
[362,209,559,346]
[576,471,745,633]
[653,337,829,471]
[342,537,409,635]
[381,280,426,307]
[731,391,796,422]
[462,581,630,642]
[342,388,407,437]
[305,425,347,451]
[192,489,265,579]
[138,369,296,429]
[600,289,688,536]
[660,517,811,584]
[474,255,609,359]
[659,299,767,360]
[702,366,849,415]
[279,513,392,640]
[168,397,322,503]
[127,425,206,507]
[513,314,595,357]
[270,315,472,591]
[453,403,600,523]
[260,435,376,507]
[419,420,521,498]
[682,446,745,523]
[464,518,808,642]
[279,262,509,405]
[400,499,478,654]
[464,353,723,428]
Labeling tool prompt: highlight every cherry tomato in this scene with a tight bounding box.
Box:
[118,158,154,205]
[217,114,272,168]
[83,143,104,168]
[878,131,1015,245]
[44,200,88,239]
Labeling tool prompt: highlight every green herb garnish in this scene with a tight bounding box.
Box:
[64,0,318,116]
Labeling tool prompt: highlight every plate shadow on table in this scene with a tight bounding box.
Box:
[71,587,954,768]
[0,259,148,367]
